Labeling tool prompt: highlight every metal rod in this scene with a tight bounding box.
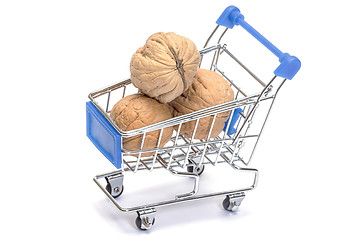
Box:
[210,45,221,71]
[246,78,286,166]
[105,90,111,113]
[184,118,200,162]
[222,46,266,87]
[167,123,182,170]
[135,132,146,172]
[122,85,127,98]
[232,76,277,143]
[199,44,221,55]
[151,128,164,171]
[215,66,247,97]
[215,109,235,165]
[203,25,220,48]
[199,113,217,166]
[89,79,131,99]
[217,28,229,44]
[200,26,220,68]
[168,168,199,199]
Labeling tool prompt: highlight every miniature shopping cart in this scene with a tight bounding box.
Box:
[86,5,300,230]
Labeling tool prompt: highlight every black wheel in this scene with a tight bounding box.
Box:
[135,216,142,230]
[135,215,155,230]
[222,196,231,211]
[105,183,124,198]
[222,193,244,211]
[187,164,205,176]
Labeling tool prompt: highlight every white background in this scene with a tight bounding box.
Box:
[1,0,359,239]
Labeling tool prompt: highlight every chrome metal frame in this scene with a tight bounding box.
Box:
[90,25,287,229]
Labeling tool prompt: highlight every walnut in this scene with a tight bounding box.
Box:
[130,32,200,103]
[110,94,174,156]
[169,69,234,139]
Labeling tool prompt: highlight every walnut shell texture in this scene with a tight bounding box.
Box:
[130,32,200,103]
[110,94,174,157]
[169,69,234,140]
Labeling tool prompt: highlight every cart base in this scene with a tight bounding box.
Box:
[93,165,258,230]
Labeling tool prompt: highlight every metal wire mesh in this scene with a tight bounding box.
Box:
[89,40,284,173]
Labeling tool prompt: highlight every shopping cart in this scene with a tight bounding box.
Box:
[86,5,300,230]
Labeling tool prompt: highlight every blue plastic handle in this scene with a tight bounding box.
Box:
[216,6,301,80]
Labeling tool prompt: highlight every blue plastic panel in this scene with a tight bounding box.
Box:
[223,108,243,135]
[86,101,122,169]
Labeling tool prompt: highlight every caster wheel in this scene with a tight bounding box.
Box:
[105,183,124,198]
[222,196,232,211]
[222,193,245,211]
[105,173,124,198]
[135,215,155,230]
[187,164,205,176]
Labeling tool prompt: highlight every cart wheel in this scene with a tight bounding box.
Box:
[136,213,155,230]
[105,183,124,198]
[222,193,245,211]
[187,164,205,176]
[222,196,232,211]
[105,173,124,198]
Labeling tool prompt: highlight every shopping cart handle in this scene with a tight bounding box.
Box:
[216,5,301,80]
